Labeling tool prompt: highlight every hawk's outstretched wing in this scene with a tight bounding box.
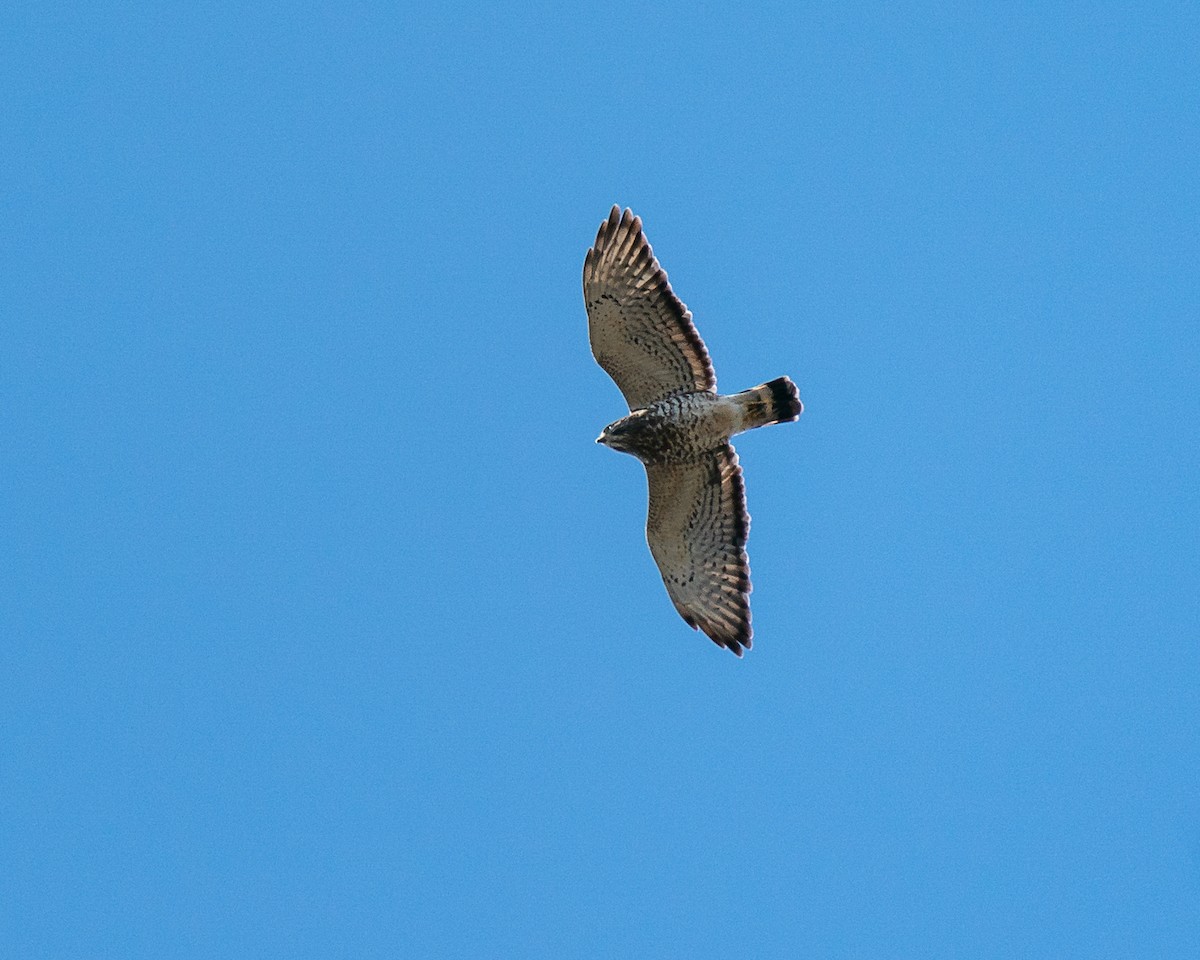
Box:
[645,443,752,655]
[583,205,716,411]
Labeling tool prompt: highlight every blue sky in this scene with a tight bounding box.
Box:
[4,2,1199,957]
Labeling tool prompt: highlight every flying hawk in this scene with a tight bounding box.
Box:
[584,206,802,656]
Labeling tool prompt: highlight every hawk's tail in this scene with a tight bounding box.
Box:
[735,377,803,430]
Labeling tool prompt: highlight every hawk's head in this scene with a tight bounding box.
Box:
[596,411,651,457]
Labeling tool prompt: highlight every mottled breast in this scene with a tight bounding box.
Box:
[621,392,736,465]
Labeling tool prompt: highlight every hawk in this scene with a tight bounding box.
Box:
[584,206,802,656]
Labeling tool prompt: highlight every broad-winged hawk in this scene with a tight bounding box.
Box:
[584,206,802,656]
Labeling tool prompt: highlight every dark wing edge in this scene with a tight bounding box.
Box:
[645,443,753,657]
[583,206,717,410]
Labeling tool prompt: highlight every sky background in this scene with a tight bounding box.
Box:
[4,2,1199,957]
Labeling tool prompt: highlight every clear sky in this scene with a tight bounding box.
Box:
[5,2,1199,957]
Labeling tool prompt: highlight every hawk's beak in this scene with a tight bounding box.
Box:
[595,434,606,444]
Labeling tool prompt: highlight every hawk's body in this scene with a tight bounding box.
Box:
[584,206,801,656]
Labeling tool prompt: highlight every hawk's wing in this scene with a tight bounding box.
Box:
[645,443,752,656]
[583,206,717,411]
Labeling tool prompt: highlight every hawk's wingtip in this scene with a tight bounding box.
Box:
[710,632,751,657]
